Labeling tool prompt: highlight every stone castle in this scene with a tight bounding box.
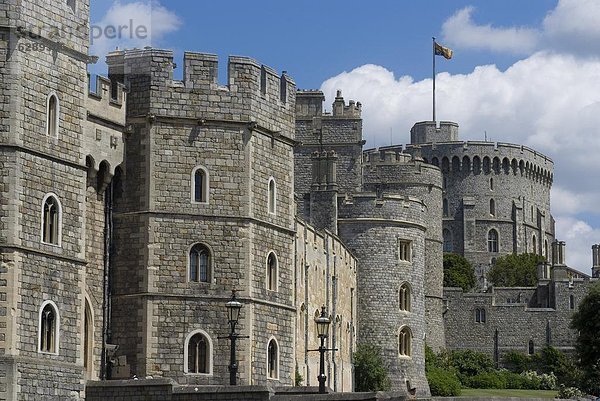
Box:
[0,1,598,400]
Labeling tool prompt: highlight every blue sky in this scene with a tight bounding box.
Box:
[89,0,600,272]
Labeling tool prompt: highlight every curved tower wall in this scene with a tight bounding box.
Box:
[338,194,430,396]
[405,122,555,284]
[361,150,445,351]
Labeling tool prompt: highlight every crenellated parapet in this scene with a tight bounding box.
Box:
[106,48,296,137]
[84,74,127,191]
[338,193,428,228]
[405,140,554,188]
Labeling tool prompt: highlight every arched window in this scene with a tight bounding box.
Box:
[442,198,449,217]
[489,177,494,190]
[443,229,452,252]
[487,229,499,253]
[532,235,537,254]
[189,244,211,283]
[569,294,575,310]
[185,330,212,374]
[191,166,209,204]
[475,308,486,323]
[46,93,59,137]
[528,340,535,355]
[489,199,496,216]
[268,178,276,214]
[84,300,93,379]
[399,283,411,312]
[42,194,61,245]
[267,338,279,379]
[267,252,278,291]
[398,326,412,357]
[39,301,59,354]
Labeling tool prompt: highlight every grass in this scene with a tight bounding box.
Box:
[460,388,558,398]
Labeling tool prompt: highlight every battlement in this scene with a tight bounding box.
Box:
[404,140,554,187]
[362,147,414,164]
[106,48,296,129]
[296,90,361,119]
[411,121,459,144]
[86,74,127,127]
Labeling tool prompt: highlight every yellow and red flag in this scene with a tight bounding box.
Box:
[434,42,453,60]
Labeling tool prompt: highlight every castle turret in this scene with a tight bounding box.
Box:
[309,151,338,234]
[551,240,568,281]
[592,244,600,278]
[410,121,459,144]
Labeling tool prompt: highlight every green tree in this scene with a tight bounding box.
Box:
[571,282,600,394]
[443,253,476,291]
[487,253,545,287]
[354,344,391,392]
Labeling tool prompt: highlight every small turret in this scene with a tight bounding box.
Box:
[592,244,600,278]
[309,151,338,234]
[410,121,459,144]
[551,240,568,281]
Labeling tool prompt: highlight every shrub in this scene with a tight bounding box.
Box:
[465,372,506,389]
[448,350,495,384]
[501,371,539,390]
[556,384,585,399]
[427,367,461,396]
[502,350,531,373]
[353,344,391,392]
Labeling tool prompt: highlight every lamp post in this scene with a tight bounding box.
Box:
[223,289,244,385]
[314,305,331,394]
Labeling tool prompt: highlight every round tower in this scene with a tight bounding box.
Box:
[405,122,554,285]
[338,153,433,396]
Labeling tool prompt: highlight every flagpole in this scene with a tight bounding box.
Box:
[432,37,436,123]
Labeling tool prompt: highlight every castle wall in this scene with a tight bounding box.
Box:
[361,149,445,351]
[295,219,357,392]
[295,91,363,220]
[338,195,430,396]
[444,277,596,361]
[107,49,298,386]
[404,124,554,285]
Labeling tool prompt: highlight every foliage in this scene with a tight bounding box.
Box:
[556,384,585,399]
[521,371,556,390]
[487,253,545,287]
[443,253,476,291]
[447,349,495,382]
[465,372,507,389]
[294,364,303,386]
[427,367,462,396]
[571,282,600,394]
[353,344,391,392]
[502,346,581,388]
[501,371,539,390]
[503,350,533,373]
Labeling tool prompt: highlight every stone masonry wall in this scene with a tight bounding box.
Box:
[295,219,357,392]
[338,196,430,397]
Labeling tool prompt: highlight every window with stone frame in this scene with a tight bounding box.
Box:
[532,235,537,254]
[186,332,210,374]
[42,194,61,245]
[399,283,411,312]
[398,327,412,357]
[66,0,76,12]
[475,307,486,323]
[267,339,278,379]
[489,198,496,216]
[46,93,59,137]
[192,166,209,203]
[487,229,499,253]
[268,178,276,214]
[39,302,58,354]
[443,229,452,252]
[398,240,412,262]
[528,339,535,355]
[267,252,278,291]
[569,294,575,310]
[189,244,211,283]
[442,198,449,217]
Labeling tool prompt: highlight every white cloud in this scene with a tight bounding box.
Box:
[91,1,182,65]
[543,0,600,54]
[320,52,600,273]
[441,7,539,55]
[555,216,600,272]
[443,1,600,56]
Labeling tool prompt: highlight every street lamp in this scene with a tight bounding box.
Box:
[222,289,247,386]
[314,305,331,394]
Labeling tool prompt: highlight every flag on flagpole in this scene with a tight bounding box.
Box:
[434,42,453,59]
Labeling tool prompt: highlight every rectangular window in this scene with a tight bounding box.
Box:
[399,240,412,262]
